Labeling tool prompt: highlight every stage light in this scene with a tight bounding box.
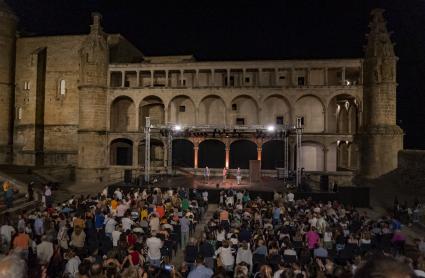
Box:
[267,125,275,132]
[173,125,182,131]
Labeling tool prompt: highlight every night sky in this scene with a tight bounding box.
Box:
[6,0,425,149]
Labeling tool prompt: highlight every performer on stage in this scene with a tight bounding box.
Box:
[204,166,210,184]
[222,167,227,183]
[236,167,242,185]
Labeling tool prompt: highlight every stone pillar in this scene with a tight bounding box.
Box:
[164,108,168,125]
[289,143,295,171]
[195,107,199,125]
[324,67,328,85]
[323,146,328,171]
[165,70,169,87]
[225,145,230,168]
[194,146,199,169]
[341,67,346,85]
[150,70,154,87]
[180,70,184,86]
[135,105,140,131]
[136,71,140,87]
[226,69,230,87]
[195,69,199,87]
[258,68,263,87]
[132,142,138,167]
[257,147,262,161]
[211,69,215,87]
[121,71,125,87]
[242,69,246,87]
[274,68,279,86]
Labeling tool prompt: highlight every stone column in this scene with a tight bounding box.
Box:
[211,69,215,87]
[195,107,199,125]
[324,67,328,85]
[242,69,246,87]
[226,69,230,87]
[257,147,262,161]
[164,108,168,125]
[180,70,184,86]
[121,71,125,87]
[150,70,154,87]
[163,140,168,168]
[136,71,140,87]
[258,68,263,87]
[275,68,279,86]
[133,142,138,167]
[135,105,140,131]
[194,146,199,169]
[306,68,311,86]
[195,69,199,87]
[341,67,346,85]
[289,143,295,171]
[323,146,328,171]
[225,145,230,168]
[165,70,169,87]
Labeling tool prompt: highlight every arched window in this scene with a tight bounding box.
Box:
[59,80,66,96]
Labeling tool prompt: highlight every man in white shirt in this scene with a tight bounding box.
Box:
[112,225,122,247]
[0,222,15,251]
[149,213,160,232]
[64,250,81,278]
[121,216,135,232]
[287,192,295,203]
[114,188,123,200]
[146,232,163,267]
[104,215,117,239]
[116,202,128,217]
[37,235,53,265]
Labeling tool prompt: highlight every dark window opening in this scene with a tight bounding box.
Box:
[232,104,237,111]
[297,77,305,86]
[179,105,186,112]
[276,116,284,125]
[236,118,245,125]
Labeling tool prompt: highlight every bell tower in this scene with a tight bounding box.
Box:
[76,13,109,183]
[358,9,403,178]
[0,0,17,163]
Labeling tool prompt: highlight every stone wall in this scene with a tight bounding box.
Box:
[399,150,425,170]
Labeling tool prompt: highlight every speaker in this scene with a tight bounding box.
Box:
[124,169,132,184]
[320,175,329,191]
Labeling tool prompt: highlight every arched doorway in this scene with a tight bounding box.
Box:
[198,140,225,168]
[168,95,195,125]
[198,95,226,125]
[110,138,133,166]
[138,139,164,167]
[110,96,136,132]
[172,139,194,167]
[140,96,165,129]
[261,140,285,169]
[229,140,257,169]
[295,96,324,132]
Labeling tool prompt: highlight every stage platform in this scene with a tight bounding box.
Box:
[108,174,370,207]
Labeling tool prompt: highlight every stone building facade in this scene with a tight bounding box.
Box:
[0,1,403,183]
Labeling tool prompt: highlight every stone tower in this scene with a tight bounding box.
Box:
[0,0,17,163]
[76,13,109,183]
[358,9,403,179]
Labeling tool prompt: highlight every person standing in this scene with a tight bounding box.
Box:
[5,184,13,209]
[236,167,242,185]
[204,166,210,184]
[44,185,53,208]
[27,181,34,201]
[146,232,163,267]
[180,214,191,247]
[222,167,227,183]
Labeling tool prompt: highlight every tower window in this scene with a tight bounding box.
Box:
[24,81,30,90]
[236,118,245,125]
[179,105,186,112]
[232,104,237,111]
[297,77,305,86]
[276,116,284,125]
[59,80,66,95]
[245,77,250,83]
[16,107,23,120]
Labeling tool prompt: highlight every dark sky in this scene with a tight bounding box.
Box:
[6,0,425,149]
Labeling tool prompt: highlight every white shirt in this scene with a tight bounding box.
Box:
[215,247,234,266]
[0,225,15,243]
[116,204,129,217]
[146,236,163,260]
[37,240,53,264]
[65,256,81,278]
[114,190,123,200]
[121,217,135,232]
[104,217,117,234]
[112,230,121,247]
[287,192,294,202]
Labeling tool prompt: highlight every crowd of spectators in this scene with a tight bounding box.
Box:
[1,183,425,278]
[182,189,425,278]
[0,186,207,278]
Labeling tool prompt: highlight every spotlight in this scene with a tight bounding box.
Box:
[267,125,275,132]
[173,125,181,131]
